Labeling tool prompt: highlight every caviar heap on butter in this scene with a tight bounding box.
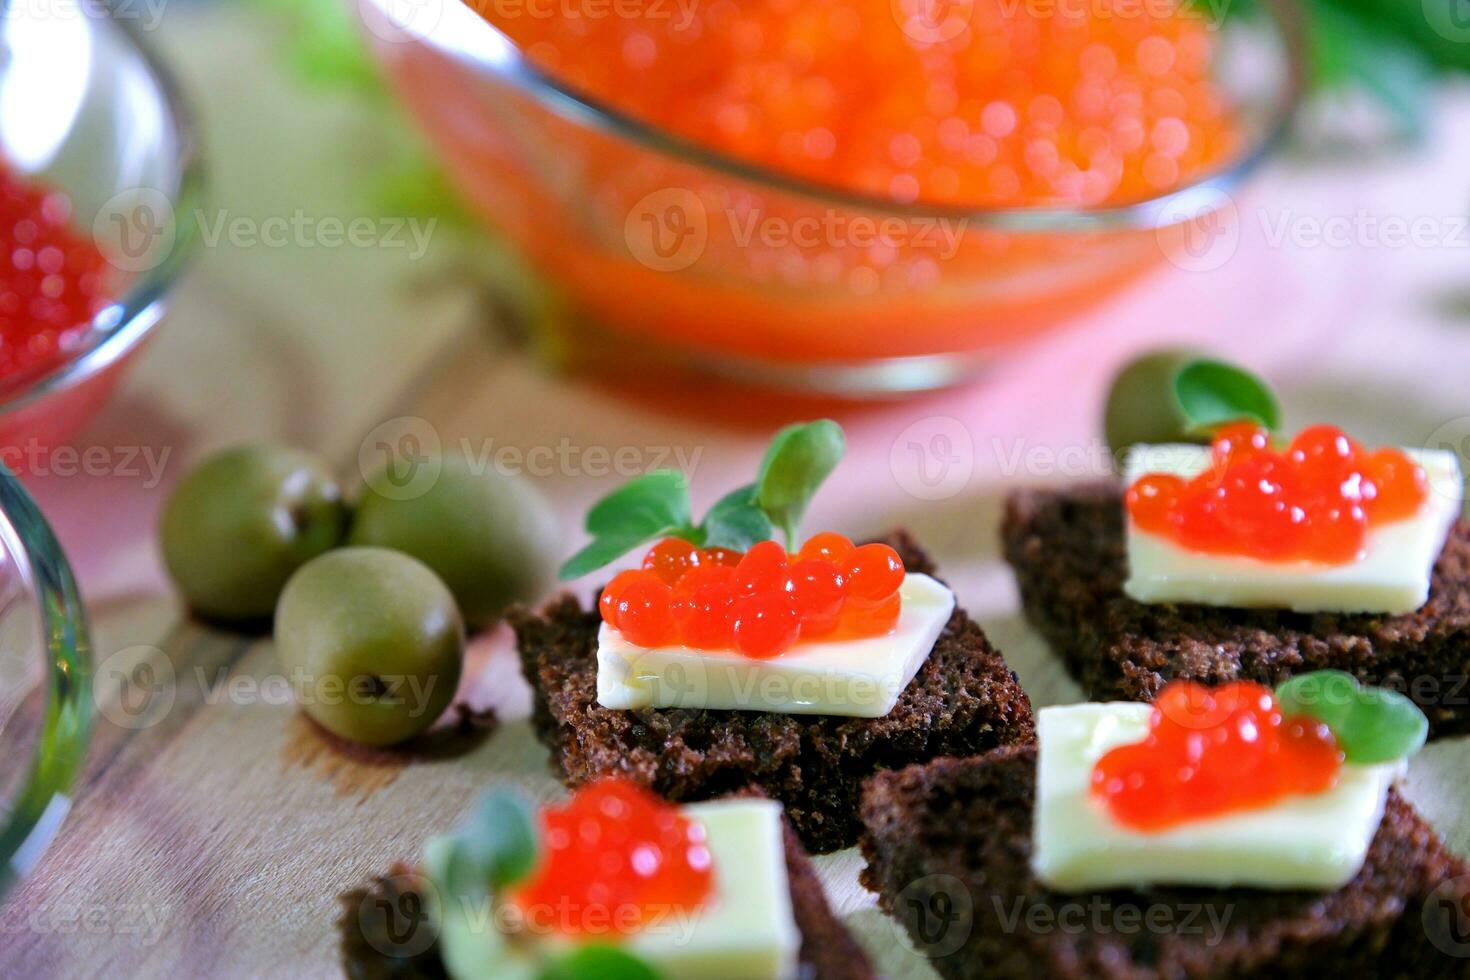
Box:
[561,421,957,718]
[596,534,955,717]
[1129,424,1427,563]
[425,779,800,980]
[510,779,713,936]
[1123,423,1463,614]
[1090,680,1341,832]
[601,534,906,658]
[1032,673,1428,892]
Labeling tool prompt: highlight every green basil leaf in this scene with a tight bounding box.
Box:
[756,420,846,544]
[585,471,692,538]
[1341,686,1429,764]
[445,788,539,895]
[540,945,661,980]
[700,483,774,551]
[1276,670,1429,764]
[563,471,700,579]
[559,530,667,581]
[1174,360,1281,437]
[1274,670,1359,734]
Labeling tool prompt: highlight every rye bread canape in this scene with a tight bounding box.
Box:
[514,529,1034,854]
[860,679,1469,979]
[1003,480,1470,738]
[514,421,1034,854]
[341,781,875,980]
[1003,376,1469,737]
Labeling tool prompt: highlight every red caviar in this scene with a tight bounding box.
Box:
[642,536,702,585]
[1126,423,1429,565]
[600,533,905,657]
[512,778,713,936]
[1092,681,1343,832]
[0,162,110,382]
[473,0,1235,208]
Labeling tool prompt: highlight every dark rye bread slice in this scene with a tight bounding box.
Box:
[861,746,1470,979]
[510,531,1035,854]
[340,816,876,979]
[1002,483,1470,737]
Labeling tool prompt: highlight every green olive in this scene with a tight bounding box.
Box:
[1103,349,1280,457]
[1104,349,1210,457]
[275,547,464,746]
[161,445,348,621]
[349,456,557,627]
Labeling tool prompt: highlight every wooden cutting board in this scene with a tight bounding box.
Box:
[3,9,1470,978]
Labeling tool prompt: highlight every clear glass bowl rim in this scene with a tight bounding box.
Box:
[0,464,89,895]
[364,0,1305,231]
[0,13,204,416]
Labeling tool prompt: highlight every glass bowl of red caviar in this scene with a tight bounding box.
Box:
[0,6,201,448]
[361,0,1302,394]
[0,465,89,897]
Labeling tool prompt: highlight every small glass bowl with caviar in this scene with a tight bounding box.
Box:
[0,4,201,450]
